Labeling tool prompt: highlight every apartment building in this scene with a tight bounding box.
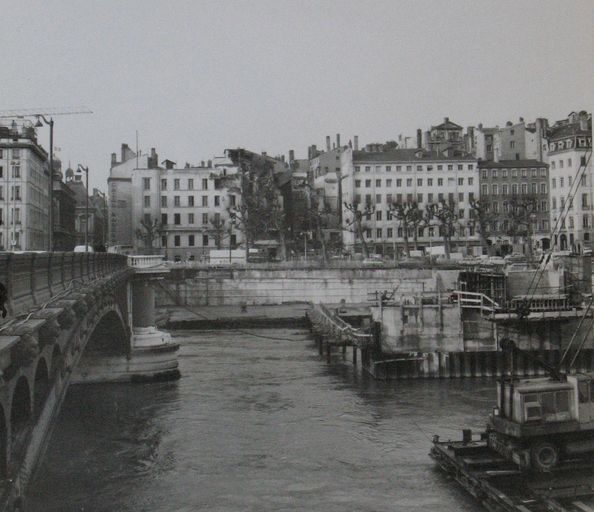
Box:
[132,158,241,260]
[340,146,479,256]
[547,111,592,252]
[477,160,550,255]
[0,120,49,250]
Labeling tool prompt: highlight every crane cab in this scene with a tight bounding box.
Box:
[567,373,594,424]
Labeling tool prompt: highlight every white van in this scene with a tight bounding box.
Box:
[74,245,94,253]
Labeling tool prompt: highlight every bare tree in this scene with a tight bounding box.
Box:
[343,201,375,257]
[429,201,459,259]
[469,199,496,256]
[135,217,162,253]
[507,194,538,261]
[388,202,424,257]
[207,215,228,250]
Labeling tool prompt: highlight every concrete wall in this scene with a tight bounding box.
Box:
[156,268,462,306]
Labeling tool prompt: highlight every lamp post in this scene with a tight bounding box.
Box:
[35,115,54,251]
[77,164,89,251]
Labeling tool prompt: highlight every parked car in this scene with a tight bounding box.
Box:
[74,245,94,253]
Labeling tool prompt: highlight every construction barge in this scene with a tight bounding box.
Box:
[430,432,594,512]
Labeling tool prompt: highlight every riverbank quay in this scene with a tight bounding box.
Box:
[158,303,313,329]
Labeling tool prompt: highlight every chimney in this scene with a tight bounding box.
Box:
[111,153,117,165]
[289,149,295,162]
[416,129,422,149]
[354,135,359,151]
[336,133,341,149]
[519,117,524,123]
[261,152,267,157]
[326,136,331,152]
[478,123,483,130]
[424,131,431,150]
[281,155,285,163]
[121,143,129,162]
[332,143,336,150]
[207,159,212,167]
[444,117,449,124]
[201,160,205,167]
[579,111,588,131]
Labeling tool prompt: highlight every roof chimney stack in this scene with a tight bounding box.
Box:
[416,129,422,149]
[289,149,295,162]
[336,133,341,149]
[354,135,359,151]
[111,153,117,166]
[326,136,331,152]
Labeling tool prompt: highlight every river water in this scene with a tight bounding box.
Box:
[28,328,495,511]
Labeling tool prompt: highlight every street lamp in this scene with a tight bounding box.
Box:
[77,164,89,251]
[35,115,54,251]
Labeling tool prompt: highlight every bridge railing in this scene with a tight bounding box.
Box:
[127,254,166,269]
[0,252,129,318]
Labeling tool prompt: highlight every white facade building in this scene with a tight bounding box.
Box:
[546,111,592,252]
[340,147,480,256]
[0,121,49,251]
[131,158,242,260]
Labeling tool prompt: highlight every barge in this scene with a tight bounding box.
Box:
[430,431,594,512]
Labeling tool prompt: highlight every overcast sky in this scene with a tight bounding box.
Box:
[3,0,593,191]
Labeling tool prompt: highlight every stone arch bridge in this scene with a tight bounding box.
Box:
[0,253,178,510]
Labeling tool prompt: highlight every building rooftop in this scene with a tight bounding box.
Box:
[353,149,475,163]
[431,118,463,131]
[478,159,547,168]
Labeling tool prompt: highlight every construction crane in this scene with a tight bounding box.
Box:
[0,106,92,250]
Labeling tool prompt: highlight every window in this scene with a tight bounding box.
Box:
[387,228,393,238]
[396,165,402,172]
[437,165,443,171]
[501,184,508,196]
[512,168,518,177]
[552,197,557,209]
[512,184,518,195]
[582,194,589,208]
[386,179,392,187]
[541,201,547,212]
[365,194,372,205]
[417,193,423,203]
[560,177,564,188]
[468,177,473,186]
[396,179,402,187]
[448,165,453,171]
[174,179,180,190]
[482,169,488,178]
[11,165,20,178]
[375,179,381,187]
[12,149,20,159]
[161,213,168,225]
[161,179,167,190]
[202,196,208,207]
[214,195,220,206]
[427,165,433,172]
[376,211,382,221]
[510,141,516,149]
[492,169,498,178]
[143,177,151,190]
[437,178,443,186]
[582,175,587,186]
[202,178,208,189]
[531,183,537,194]
[540,168,546,177]
[581,156,587,166]
[540,183,547,194]
[458,193,464,202]
[202,213,208,224]
[427,178,433,186]
[375,166,381,172]
[188,179,194,190]
[521,183,528,195]
[375,194,381,203]
[174,235,180,247]
[189,235,195,246]
[174,213,181,225]
[174,196,180,206]
[458,178,463,186]
[13,186,20,200]
[417,178,423,186]
[406,179,412,186]
[428,193,433,203]
[365,179,371,187]
[551,161,556,169]
[406,165,412,172]
[459,208,465,217]
[188,213,194,224]
[386,165,392,172]
[161,196,167,207]
[355,194,362,203]
[468,164,474,170]
[416,165,422,172]
[482,184,488,196]
[229,195,236,206]
[376,228,382,238]
[188,195,194,206]
[559,160,564,169]
[531,168,537,177]
[143,195,150,208]
[355,166,361,173]
[386,193,392,204]
[438,193,444,202]
[583,215,590,228]
[365,166,371,172]
[355,180,361,188]
[161,235,167,247]
[552,178,556,188]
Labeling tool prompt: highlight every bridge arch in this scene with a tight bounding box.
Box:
[10,377,31,444]
[33,358,50,418]
[85,309,129,356]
